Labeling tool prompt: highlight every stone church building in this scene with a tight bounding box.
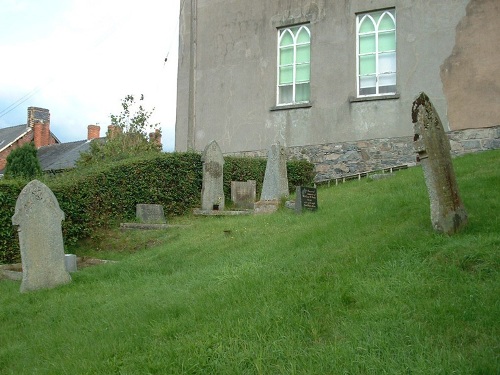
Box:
[175,0,499,180]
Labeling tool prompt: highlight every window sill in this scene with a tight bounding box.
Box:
[349,93,400,103]
[270,102,312,111]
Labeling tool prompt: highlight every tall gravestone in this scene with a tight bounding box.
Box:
[12,180,71,292]
[260,142,289,201]
[412,92,468,234]
[201,140,225,211]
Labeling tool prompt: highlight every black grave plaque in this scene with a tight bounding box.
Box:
[295,186,318,212]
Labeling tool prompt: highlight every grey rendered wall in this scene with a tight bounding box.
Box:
[175,0,469,153]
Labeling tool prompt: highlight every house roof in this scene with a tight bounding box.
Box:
[0,124,31,153]
[37,139,99,171]
[0,123,62,154]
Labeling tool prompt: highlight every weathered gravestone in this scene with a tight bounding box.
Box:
[295,186,318,213]
[201,140,225,211]
[231,180,256,209]
[12,180,71,292]
[136,204,166,224]
[260,142,289,201]
[412,92,468,234]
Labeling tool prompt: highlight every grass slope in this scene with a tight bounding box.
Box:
[0,150,499,374]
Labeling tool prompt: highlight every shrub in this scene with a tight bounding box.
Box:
[4,142,42,180]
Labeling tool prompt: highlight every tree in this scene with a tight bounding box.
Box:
[77,95,162,166]
[4,142,42,180]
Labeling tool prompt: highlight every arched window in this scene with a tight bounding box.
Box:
[277,24,311,105]
[357,9,396,96]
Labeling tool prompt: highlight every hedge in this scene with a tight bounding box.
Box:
[0,152,314,264]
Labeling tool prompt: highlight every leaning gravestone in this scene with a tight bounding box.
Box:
[295,186,318,213]
[412,92,468,234]
[231,180,256,209]
[12,180,71,292]
[201,140,225,211]
[260,142,289,201]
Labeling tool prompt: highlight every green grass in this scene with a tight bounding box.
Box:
[1,150,499,374]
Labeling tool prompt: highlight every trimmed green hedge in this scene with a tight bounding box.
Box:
[0,152,314,264]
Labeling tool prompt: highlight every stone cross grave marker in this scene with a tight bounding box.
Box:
[12,179,71,292]
[136,204,166,224]
[295,186,318,213]
[260,142,289,201]
[231,180,256,209]
[412,92,468,234]
[201,140,225,211]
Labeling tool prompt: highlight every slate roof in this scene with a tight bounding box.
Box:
[0,124,31,152]
[37,139,103,171]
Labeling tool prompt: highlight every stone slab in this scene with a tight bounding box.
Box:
[136,204,166,224]
[12,180,71,292]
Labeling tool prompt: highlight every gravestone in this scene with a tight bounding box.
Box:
[412,92,468,234]
[295,186,318,213]
[136,204,166,224]
[231,180,256,209]
[12,180,71,292]
[201,140,225,211]
[260,142,289,201]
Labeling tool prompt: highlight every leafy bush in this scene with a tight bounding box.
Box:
[4,142,42,180]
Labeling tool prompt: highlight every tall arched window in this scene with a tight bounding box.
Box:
[277,24,311,105]
[357,9,396,96]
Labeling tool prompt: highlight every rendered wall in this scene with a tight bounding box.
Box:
[175,0,497,154]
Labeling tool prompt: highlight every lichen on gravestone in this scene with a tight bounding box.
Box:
[201,140,225,211]
[412,92,468,235]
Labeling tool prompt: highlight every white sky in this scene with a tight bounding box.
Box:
[0,0,180,151]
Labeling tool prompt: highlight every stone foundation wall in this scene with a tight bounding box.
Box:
[225,125,500,182]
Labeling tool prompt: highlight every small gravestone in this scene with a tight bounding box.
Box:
[412,92,468,234]
[260,142,289,201]
[201,140,225,211]
[295,186,318,213]
[136,204,166,224]
[12,180,71,292]
[231,180,256,209]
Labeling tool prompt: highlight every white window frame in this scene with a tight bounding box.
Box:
[356,9,396,97]
[276,24,311,106]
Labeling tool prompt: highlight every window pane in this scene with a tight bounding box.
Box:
[296,63,310,82]
[359,16,375,33]
[379,12,395,31]
[280,30,294,47]
[279,66,293,84]
[279,85,293,104]
[296,45,310,63]
[297,27,310,44]
[296,83,310,102]
[359,55,376,75]
[280,47,293,65]
[379,73,396,88]
[379,32,395,52]
[359,75,376,89]
[359,34,375,54]
[378,52,396,73]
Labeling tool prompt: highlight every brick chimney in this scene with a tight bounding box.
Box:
[28,107,51,148]
[149,129,162,148]
[107,125,122,139]
[33,121,51,148]
[87,125,101,140]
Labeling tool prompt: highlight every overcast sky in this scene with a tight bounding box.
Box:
[0,0,180,151]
